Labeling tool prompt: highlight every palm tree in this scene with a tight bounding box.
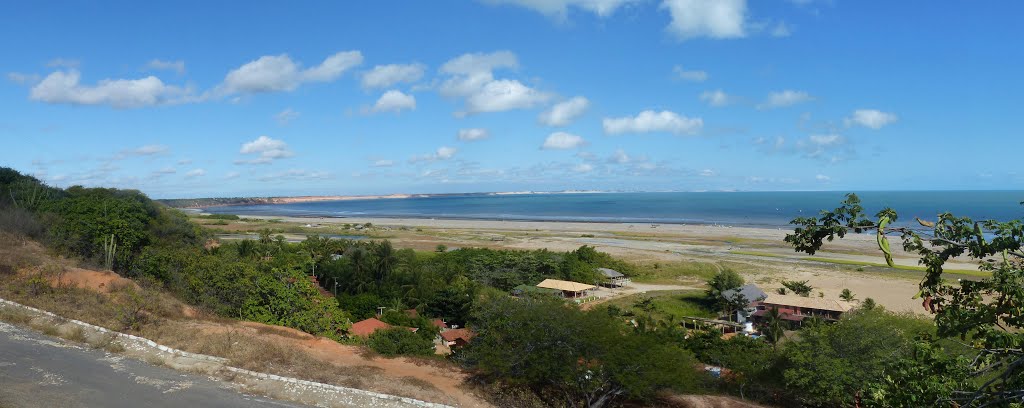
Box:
[839,288,857,302]
[373,241,398,288]
[763,307,785,351]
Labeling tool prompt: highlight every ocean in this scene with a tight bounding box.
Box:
[202,191,1024,228]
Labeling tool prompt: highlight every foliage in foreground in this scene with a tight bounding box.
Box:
[786,193,1023,406]
[461,295,699,408]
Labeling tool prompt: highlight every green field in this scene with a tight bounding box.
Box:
[599,289,716,321]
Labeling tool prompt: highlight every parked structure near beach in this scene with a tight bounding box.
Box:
[751,294,855,325]
[536,279,596,299]
[598,268,630,287]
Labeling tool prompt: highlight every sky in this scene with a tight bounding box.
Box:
[2,1,1022,198]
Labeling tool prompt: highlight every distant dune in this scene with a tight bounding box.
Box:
[158,194,414,208]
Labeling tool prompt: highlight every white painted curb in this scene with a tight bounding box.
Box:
[0,297,453,408]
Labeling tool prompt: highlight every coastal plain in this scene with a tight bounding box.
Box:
[194,213,985,315]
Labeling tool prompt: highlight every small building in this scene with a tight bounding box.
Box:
[350,317,418,338]
[536,279,596,299]
[430,319,448,330]
[750,294,855,325]
[721,284,768,322]
[598,268,630,287]
[440,328,475,348]
[350,317,392,337]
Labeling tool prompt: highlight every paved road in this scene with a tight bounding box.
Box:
[0,321,308,408]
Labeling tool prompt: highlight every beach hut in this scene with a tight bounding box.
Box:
[536,279,596,299]
[598,268,630,287]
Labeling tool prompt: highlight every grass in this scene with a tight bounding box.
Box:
[630,260,722,284]
[600,289,716,321]
[731,249,989,278]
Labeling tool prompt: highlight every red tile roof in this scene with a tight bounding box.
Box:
[431,319,448,329]
[440,328,475,343]
[350,318,391,337]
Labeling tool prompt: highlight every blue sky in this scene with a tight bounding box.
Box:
[2,1,1022,198]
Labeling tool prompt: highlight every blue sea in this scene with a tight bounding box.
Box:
[202,191,1024,228]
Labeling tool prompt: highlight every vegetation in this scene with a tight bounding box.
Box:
[779,280,813,297]
[786,193,1023,406]
[367,327,435,357]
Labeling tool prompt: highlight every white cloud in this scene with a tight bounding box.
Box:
[660,0,748,40]
[700,169,717,177]
[609,149,631,164]
[177,158,192,165]
[542,132,586,149]
[538,96,589,126]
[815,174,831,182]
[238,136,294,164]
[220,51,362,94]
[225,171,241,179]
[480,0,638,19]
[845,109,898,129]
[274,108,300,125]
[124,144,169,156]
[573,163,594,173]
[410,146,458,163]
[373,159,394,167]
[700,89,733,107]
[808,134,844,146]
[757,90,813,109]
[771,22,792,37]
[185,168,206,178]
[439,51,550,115]
[7,72,40,85]
[368,90,416,114]
[458,128,491,141]
[147,59,186,75]
[29,70,193,108]
[47,58,80,69]
[672,66,708,81]
[153,167,176,175]
[361,63,426,89]
[603,110,703,135]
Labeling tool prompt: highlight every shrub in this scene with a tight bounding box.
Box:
[367,327,435,357]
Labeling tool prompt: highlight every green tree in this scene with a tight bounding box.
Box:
[785,193,1024,406]
[367,327,435,357]
[780,280,813,297]
[462,295,698,408]
[839,288,856,302]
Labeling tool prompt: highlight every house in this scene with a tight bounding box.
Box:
[349,317,418,338]
[350,317,392,337]
[307,275,334,298]
[440,328,475,348]
[430,319,448,330]
[750,294,855,325]
[536,279,596,299]
[598,268,630,287]
[721,284,768,322]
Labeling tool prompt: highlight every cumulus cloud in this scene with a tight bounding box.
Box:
[845,109,898,129]
[673,66,708,81]
[609,149,631,164]
[815,174,831,182]
[185,168,206,178]
[7,72,40,85]
[372,159,394,167]
[661,0,748,40]
[757,90,813,109]
[274,108,300,125]
[542,132,586,149]
[225,171,241,180]
[700,169,717,177]
[219,51,362,94]
[361,63,426,89]
[410,146,458,163]
[147,59,186,75]
[538,96,589,126]
[439,51,551,115]
[458,128,490,141]
[603,110,703,135]
[29,70,194,108]
[480,0,638,19]
[366,90,416,114]
[700,89,734,107]
[237,136,294,164]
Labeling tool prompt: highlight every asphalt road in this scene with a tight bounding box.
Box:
[0,321,309,408]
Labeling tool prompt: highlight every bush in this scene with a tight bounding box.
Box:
[367,327,435,357]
